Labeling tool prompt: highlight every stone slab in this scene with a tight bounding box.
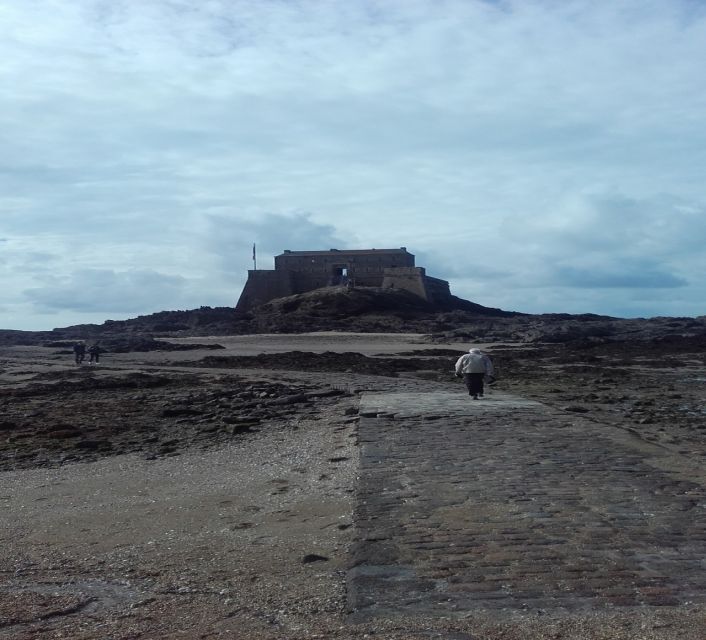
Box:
[348,390,706,621]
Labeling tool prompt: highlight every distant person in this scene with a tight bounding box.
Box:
[72,341,86,365]
[88,343,102,364]
[455,348,494,399]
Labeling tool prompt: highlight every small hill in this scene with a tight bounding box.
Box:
[0,288,519,346]
[1,287,705,351]
[241,286,518,333]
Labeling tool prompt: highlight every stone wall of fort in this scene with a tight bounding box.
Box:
[381,267,429,299]
[274,248,415,289]
[381,268,451,304]
[424,275,452,304]
[235,269,296,312]
[235,248,451,312]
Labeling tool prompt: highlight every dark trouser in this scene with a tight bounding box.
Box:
[89,353,99,363]
[463,373,484,397]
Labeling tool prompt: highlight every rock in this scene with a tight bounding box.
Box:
[224,423,255,435]
[198,424,220,433]
[75,439,111,450]
[50,428,82,439]
[301,554,329,564]
[563,405,589,413]
[161,407,203,417]
[304,389,345,399]
[269,394,309,406]
[222,415,261,425]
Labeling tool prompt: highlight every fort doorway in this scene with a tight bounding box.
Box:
[332,265,349,285]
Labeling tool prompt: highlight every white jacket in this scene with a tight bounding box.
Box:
[455,350,493,375]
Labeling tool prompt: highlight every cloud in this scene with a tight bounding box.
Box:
[204,212,350,273]
[23,268,189,314]
[437,189,706,316]
[493,192,705,287]
[553,265,688,289]
[2,1,706,327]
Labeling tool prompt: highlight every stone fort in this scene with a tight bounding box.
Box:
[235,247,451,312]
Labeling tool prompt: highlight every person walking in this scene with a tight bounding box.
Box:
[72,341,86,365]
[455,348,494,399]
[87,343,102,364]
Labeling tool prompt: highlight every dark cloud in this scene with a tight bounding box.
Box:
[24,268,189,314]
[497,193,704,292]
[554,265,688,289]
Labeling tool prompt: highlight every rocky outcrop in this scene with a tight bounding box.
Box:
[427,313,706,346]
[2,290,705,348]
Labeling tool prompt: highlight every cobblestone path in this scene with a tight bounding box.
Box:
[348,389,706,621]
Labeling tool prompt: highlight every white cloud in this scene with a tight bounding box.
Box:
[1,0,705,328]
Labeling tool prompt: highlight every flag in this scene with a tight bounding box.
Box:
[252,243,256,262]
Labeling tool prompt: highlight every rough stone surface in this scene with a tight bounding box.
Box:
[349,389,706,621]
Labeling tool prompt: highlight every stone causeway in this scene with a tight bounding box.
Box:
[347,388,706,621]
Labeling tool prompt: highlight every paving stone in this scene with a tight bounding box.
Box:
[347,389,706,621]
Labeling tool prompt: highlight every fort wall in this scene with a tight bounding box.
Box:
[424,275,453,304]
[381,267,430,300]
[235,269,296,312]
[235,248,452,312]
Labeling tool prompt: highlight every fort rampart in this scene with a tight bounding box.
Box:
[236,248,451,312]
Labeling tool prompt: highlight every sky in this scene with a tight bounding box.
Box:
[2,0,706,330]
